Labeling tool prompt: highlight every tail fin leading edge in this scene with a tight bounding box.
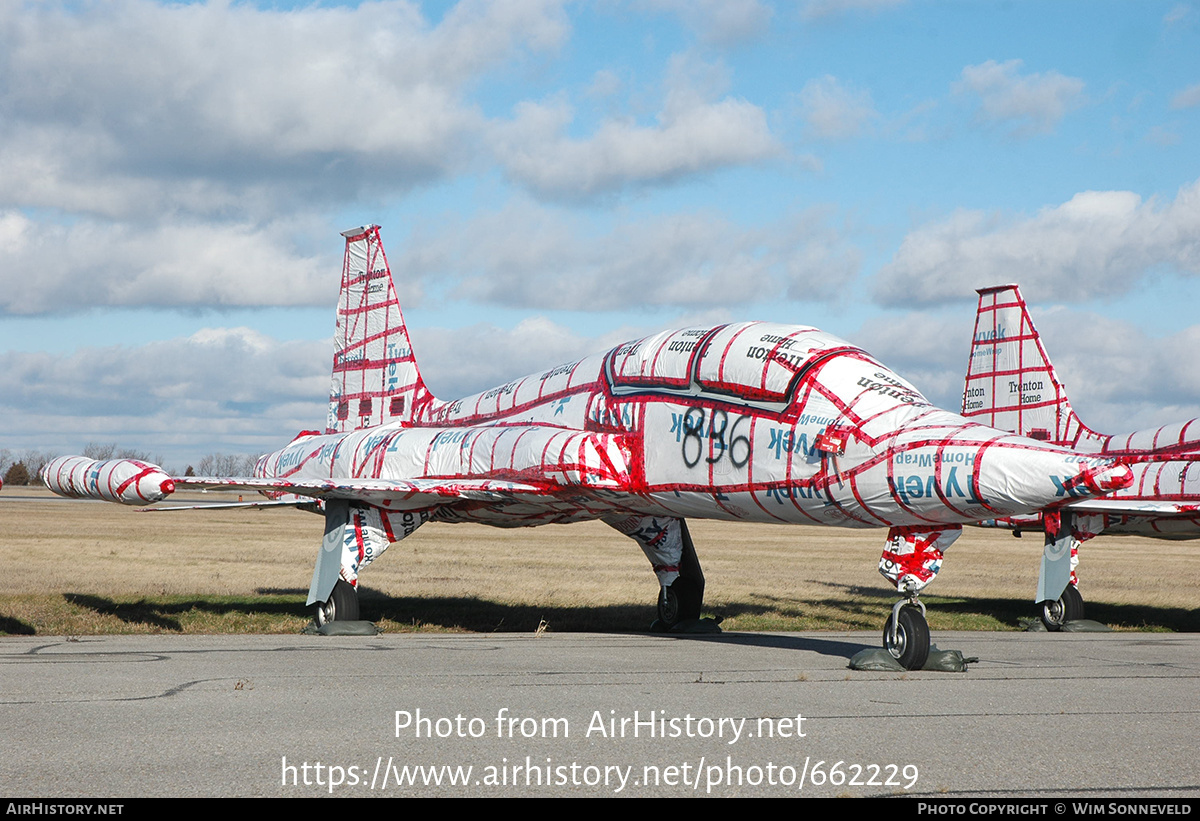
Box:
[326,225,436,434]
[962,284,1096,448]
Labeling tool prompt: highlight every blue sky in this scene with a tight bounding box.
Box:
[1,0,1198,470]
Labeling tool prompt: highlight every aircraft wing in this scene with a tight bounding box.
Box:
[141,498,314,511]
[172,475,559,509]
[42,446,624,508]
[1064,498,1200,517]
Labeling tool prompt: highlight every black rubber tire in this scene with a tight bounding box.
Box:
[1039,584,1084,631]
[657,584,680,625]
[314,579,359,625]
[883,605,930,671]
[657,576,702,626]
[654,520,706,627]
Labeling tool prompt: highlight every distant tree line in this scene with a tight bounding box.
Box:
[1,449,58,487]
[194,453,259,476]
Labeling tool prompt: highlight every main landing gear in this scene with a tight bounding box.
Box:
[606,515,717,633]
[313,579,360,626]
[653,520,707,631]
[1039,583,1084,631]
[656,523,705,628]
[1037,511,1088,630]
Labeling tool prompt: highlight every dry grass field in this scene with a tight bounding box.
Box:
[2,486,1197,635]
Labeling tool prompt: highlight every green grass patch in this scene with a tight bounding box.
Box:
[1,589,1194,636]
[0,593,312,635]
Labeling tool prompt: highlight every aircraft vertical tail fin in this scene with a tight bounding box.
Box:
[326,225,437,434]
[962,284,1098,448]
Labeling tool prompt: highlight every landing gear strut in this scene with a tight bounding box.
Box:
[883,597,930,671]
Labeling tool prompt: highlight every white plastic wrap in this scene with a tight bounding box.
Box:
[41,456,175,505]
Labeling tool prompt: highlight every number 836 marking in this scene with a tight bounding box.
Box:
[680,407,751,469]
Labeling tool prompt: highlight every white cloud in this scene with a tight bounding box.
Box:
[0,317,629,467]
[1146,124,1183,146]
[587,69,623,99]
[492,54,780,198]
[399,200,858,311]
[874,178,1200,307]
[852,306,1200,435]
[1163,3,1194,26]
[953,59,1085,136]
[645,0,773,46]
[0,330,331,467]
[797,75,879,140]
[800,0,908,20]
[0,214,335,315]
[412,317,632,400]
[1007,309,1200,435]
[0,0,570,220]
[1171,82,1200,109]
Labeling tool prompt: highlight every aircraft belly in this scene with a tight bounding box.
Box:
[430,493,665,527]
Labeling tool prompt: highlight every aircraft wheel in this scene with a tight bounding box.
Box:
[657,585,680,625]
[883,605,930,671]
[1039,584,1084,631]
[657,577,702,627]
[314,579,359,626]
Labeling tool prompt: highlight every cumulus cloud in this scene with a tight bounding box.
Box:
[0,317,632,465]
[1004,308,1200,435]
[412,317,633,399]
[399,200,859,311]
[492,54,780,198]
[851,305,1200,434]
[644,0,773,46]
[0,329,330,465]
[874,178,1200,306]
[797,75,879,140]
[953,59,1085,136]
[2,1,775,213]
[800,0,908,20]
[0,0,571,220]
[0,2,791,317]
[1171,82,1200,109]
[0,213,335,315]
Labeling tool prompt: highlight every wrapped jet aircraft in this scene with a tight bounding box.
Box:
[963,284,1200,628]
[42,228,1132,669]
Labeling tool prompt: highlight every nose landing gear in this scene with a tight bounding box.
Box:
[883,597,930,671]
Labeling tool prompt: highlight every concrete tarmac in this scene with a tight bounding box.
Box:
[2,630,1198,798]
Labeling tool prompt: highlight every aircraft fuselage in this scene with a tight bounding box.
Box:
[258,321,1124,534]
